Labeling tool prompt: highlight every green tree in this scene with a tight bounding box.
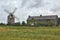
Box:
[22,21,25,25]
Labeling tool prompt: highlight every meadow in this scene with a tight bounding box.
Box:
[0,25,60,40]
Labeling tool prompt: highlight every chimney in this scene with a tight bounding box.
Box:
[40,15,42,17]
[28,16,30,18]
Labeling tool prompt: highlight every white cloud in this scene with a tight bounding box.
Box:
[0,0,60,23]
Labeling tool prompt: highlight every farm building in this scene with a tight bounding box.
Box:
[27,15,59,26]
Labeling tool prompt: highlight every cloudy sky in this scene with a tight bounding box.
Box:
[0,0,60,23]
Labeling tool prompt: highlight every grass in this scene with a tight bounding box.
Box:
[0,25,60,40]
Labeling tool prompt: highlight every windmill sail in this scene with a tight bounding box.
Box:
[4,9,10,14]
[4,8,20,25]
[12,8,17,14]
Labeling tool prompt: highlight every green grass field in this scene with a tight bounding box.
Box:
[0,26,60,40]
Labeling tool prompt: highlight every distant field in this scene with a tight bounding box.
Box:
[0,26,60,40]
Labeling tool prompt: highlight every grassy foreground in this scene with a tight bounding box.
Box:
[0,26,60,40]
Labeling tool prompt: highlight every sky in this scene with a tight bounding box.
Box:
[0,0,60,23]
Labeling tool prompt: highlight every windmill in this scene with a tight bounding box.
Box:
[4,8,20,25]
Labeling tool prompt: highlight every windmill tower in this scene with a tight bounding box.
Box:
[4,8,19,25]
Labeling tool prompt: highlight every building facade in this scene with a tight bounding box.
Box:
[27,15,58,26]
[7,14,15,25]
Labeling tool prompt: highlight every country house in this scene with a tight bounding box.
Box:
[27,15,60,26]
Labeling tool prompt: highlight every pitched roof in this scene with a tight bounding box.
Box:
[27,15,58,20]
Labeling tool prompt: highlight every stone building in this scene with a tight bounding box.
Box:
[7,14,15,25]
[27,15,58,26]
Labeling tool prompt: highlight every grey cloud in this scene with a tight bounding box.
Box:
[0,0,60,23]
[21,0,43,8]
[29,0,43,8]
[49,0,60,14]
[21,0,28,7]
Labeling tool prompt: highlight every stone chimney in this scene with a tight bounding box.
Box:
[28,16,30,18]
[40,15,42,17]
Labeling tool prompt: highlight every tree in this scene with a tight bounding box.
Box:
[46,19,54,26]
[15,22,20,26]
[22,21,25,25]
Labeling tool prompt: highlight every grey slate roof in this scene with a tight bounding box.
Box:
[27,15,58,20]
